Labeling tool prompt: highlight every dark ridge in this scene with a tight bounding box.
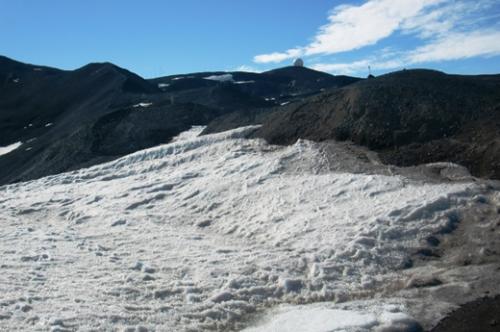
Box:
[0,55,63,75]
[0,58,153,146]
[3,55,498,183]
[243,69,500,179]
[90,102,224,156]
[164,83,273,110]
[0,100,227,185]
[151,66,362,101]
[75,62,159,94]
[2,55,361,185]
[263,65,342,80]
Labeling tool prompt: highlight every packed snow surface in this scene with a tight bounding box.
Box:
[0,126,482,331]
[0,141,22,157]
[170,126,205,143]
[243,301,421,332]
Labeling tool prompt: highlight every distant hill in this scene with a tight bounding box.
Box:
[2,55,499,183]
[150,65,360,103]
[0,56,358,185]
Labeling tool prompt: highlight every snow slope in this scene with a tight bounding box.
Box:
[0,126,484,331]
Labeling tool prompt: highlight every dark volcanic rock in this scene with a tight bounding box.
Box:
[0,56,158,146]
[1,56,359,185]
[0,56,162,184]
[0,57,241,184]
[244,69,500,179]
[202,67,361,134]
[90,102,223,156]
[3,55,499,183]
[429,295,500,332]
[150,66,360,103]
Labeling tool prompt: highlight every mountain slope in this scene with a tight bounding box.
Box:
[0,56,158,145]
[0,56,361,185]
[150,66,361,103]
[3,55,500,183]
[0,56,166,184]
[243,69,500,179]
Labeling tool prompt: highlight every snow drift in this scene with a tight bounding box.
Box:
[0,126,483,331]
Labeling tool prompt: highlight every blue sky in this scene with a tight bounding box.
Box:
[1,0,499,78]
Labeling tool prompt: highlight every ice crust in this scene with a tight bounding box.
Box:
[0,126,480,331]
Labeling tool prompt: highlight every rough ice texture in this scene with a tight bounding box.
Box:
[0,126,480,331]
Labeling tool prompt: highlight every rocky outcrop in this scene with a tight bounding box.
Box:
[241,69,500,179]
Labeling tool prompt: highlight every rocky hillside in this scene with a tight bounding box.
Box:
[1,55,500,184]
[209,69,500,179]
[0,56,356,185]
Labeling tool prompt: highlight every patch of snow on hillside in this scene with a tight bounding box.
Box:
[234,80,255,84]
[204,73,234,82]
[0,141,22,156]
[0,126,482,331]
[133,102,153,108]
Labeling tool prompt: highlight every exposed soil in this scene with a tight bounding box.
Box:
[237,69,500,179]
[429,296,500,332]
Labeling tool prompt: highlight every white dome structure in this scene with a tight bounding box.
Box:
[293,58,304,67]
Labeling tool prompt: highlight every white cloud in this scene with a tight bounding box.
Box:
[312,29,500,76]
[401,1,498,38]
[400,4,454,38]
[254,0,444,64]
[311,60,370,75]
[408,30,500,63]
[253,48,302,64]
[262,0,500,75]
[304,0,442,56]
[312,58,404,75]
[233,65,262,73]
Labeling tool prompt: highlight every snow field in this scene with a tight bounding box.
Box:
[0,126,481,331]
